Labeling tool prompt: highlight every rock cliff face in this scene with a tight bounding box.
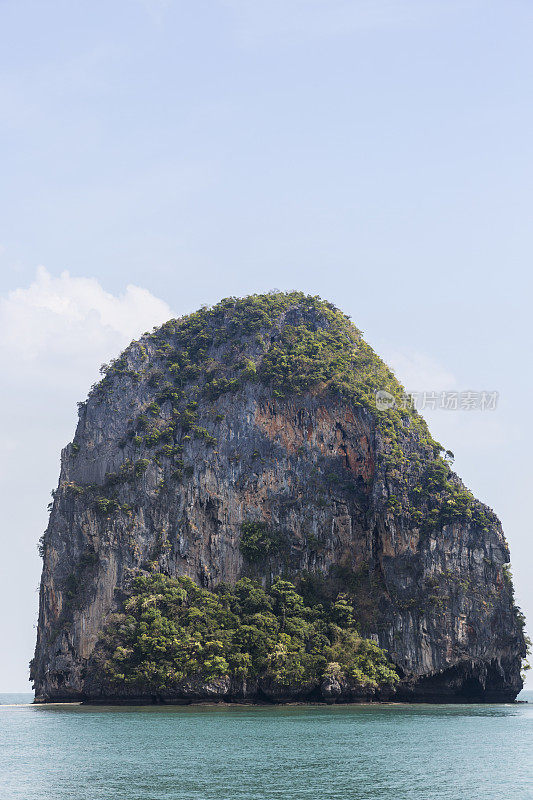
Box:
[31,293,526,703]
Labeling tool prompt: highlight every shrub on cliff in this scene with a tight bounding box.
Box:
[239,521,288,563]
[95,573,399,692]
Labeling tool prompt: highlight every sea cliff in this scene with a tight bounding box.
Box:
[31,293,526,703]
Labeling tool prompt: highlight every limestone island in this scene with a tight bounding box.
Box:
[31,293,527,704]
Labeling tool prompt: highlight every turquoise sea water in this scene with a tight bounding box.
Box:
[0,692,532,799]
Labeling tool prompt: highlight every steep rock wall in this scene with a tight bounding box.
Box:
[31,294,526,702]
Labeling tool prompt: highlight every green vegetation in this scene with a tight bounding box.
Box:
[503,564,528,633]
[411,461,497,532]
[82,291,494,535]
[92,291,416,431]
[502,564,531,679]
[240,521,288,563]
[93,292,432,457]
[62,458,152,517]
[297,564,384,633]
[96,572,399,691]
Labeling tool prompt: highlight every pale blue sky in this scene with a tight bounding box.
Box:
[1,0,532,690]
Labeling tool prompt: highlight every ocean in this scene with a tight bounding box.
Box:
[1,692,532,799]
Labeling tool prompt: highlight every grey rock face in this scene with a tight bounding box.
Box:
[31,301,526,703]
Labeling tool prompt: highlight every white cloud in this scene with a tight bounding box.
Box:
[381,346,512,466]
[383,348,457,393]
[0,264,176,547]
[0,267,174,486]
[0,266,173,378]
[0,270,174,688]
[0,264,175,483]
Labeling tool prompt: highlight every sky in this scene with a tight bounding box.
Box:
[0,0,532,691]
